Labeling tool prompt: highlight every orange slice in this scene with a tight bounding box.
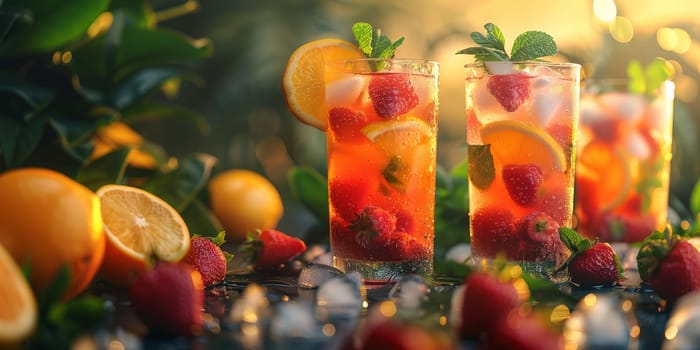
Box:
[479,120,567,172]
[0,243,36,345]
[576,141,632,212]
[282,38,365,130]
[97,184,190,287]
[362,116,433,154]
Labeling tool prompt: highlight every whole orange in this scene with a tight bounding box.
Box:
[208,169,283,242]
[0,168,105,300]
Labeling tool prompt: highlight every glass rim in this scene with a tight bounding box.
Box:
[463,61,581,69]
[344,57,440,65]
[582,77,675,85]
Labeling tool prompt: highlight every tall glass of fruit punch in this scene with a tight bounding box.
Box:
[575,60,674,243]
[283,23,438,282]
[458,24,581,278]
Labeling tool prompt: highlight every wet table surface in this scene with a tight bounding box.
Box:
[93,244,679,350]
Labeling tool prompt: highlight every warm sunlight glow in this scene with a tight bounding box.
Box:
[87,12,113,38]
[609,16,634,43]
[658,27,693,54]
[550,304,571,324]
[593,0,617,22]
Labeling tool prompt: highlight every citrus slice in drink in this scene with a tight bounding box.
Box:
[282,38,365,130]
[479,120,567,172]
[0,243,36,345]
[576,141,632,212]
[97,184,191,287]
[362,116,432,152]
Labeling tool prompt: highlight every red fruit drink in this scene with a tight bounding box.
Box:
[575,79,674,243]
[465,61,581,278]
[326,58,439,282]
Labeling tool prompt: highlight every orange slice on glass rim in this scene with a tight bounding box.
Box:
[97,184,191,287]
[282,38,365,130]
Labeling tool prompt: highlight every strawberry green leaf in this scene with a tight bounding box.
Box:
[636,231,671,281]
[510,31,557,61]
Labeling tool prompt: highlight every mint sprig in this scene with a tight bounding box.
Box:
[627,59,671,96]
[456,23,557,62]
[352,22,404,59]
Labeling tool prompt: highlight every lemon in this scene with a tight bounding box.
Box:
[361,116,433,153]
[479,120,567,172]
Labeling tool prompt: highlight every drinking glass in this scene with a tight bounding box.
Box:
[464,61,581,277]
[325,58,439,283]
[575,79,674,243]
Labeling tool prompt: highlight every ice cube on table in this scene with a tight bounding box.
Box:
[270,302,322,341]
[388,274,428,310]
[663,291,700,350]
[229,284,270,324]
[599,92,646,122]
[315,275,364,325]
[298,263,345,289]
[564,294,631,349]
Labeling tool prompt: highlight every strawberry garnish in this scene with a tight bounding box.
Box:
[329,107,365,142]
[368,73,419,118]
[638,231,700,303]
[557,227,623,287]
[470,207,517,258]
[250,229,307,271]
[459,271,524,340]
[487,72,531,112]
[350,205,397,248]
[502,163,544,206]
[182,233,231,287]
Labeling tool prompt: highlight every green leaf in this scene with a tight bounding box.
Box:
[108,0,155,29]
[288,166,328,223]
[181,198,224,238]
[352,22,373,57]
[467,144,494,189]
[479,23,506,51]
[142,153,218,212]
[38,264,71,307]
[116,25,212,70]
[690,178,700,217]
[627,60,645,95]
[510,31,557,61]
[351,22,403,59]
[0,76,54,120]
[0,0,109,55]
[122,102,211,134]
[455,47,508,62]
[0,113,44,168]
[636,231,670,281]
[558,227,585,252]
[644,59,671,92]
[110,66,198,109]
[75,147,130,191]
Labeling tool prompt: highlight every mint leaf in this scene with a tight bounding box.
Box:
[457,22,558,62]
[352,22,404,59]
[627,59,671,96]
[510,31,557,61]
[467,144,495,189]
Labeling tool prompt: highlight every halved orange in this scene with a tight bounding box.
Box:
[0,243,36,345]
[97,185,190,287]
[282,38,365,130]
[576,141,632,212]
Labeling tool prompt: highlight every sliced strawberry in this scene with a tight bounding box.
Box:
[502,164,544,206]
[329,178,371,222]
[329,107,365,142]
[487,72,530,112]
[470,207,517,258]
[368,73,419,118]
[350,206,397,248]
[255,229,307,271]
[459,272,523,340]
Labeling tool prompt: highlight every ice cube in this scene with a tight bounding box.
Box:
[298,263,345,289]
[530,87,563,127]
[315,275,364,324]
[599,92,645,122]
[326,76,366,108]
[469,77,500,119]
[623,130,652,161]
[579,96,606,126]
[229,283,270,324]
[388,274,428,310]
[449,285,465,329]
[564,294,630,349]
[484,61,515,75]
[662,291,700,349]
[445,243,471,263]
[270,302,323,342]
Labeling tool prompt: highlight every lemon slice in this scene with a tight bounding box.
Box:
[479,120,567,172]
[362,117,433,152]
[577,141,632,212]
[282,38,365,131]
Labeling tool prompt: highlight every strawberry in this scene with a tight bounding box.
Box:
[378,231,430,261]
[593,213,656,243]
[557,228,623,287]
[515,212,564,262]
[394,208,416,234]
[470,207,517,258]
[354,319,442,350]
[330,217,365,260]
[487,72,531,112]
[350,206,397,248]
[368,73,419,118]
[254,229,307,271]
[182,233,230,287]
[129,262,204,336]
[638,232,700,303]
[486,311,563,350]
[502,164,544,206]
[330,178,372,222]
[329,107,365,142]
[459,271,524,340]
